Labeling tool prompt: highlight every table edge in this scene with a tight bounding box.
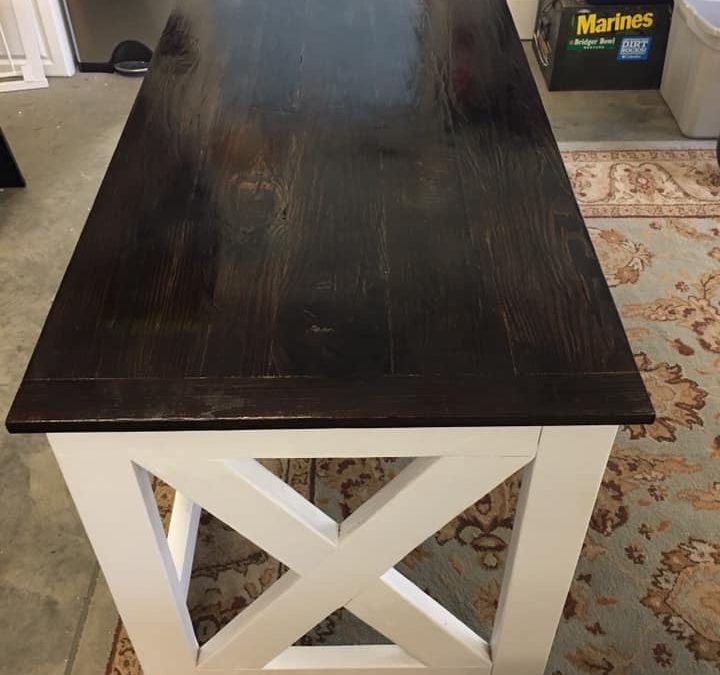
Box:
[6,373,655,433]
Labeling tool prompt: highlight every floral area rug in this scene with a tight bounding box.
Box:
[107,148,720,675]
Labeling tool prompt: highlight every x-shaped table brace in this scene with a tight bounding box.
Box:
[143,453,530,671]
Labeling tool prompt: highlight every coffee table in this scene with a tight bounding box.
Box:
[6,1,653,674]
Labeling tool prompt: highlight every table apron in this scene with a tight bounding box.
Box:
[49,426,542,459]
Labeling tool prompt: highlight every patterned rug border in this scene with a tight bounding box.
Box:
[561,148,720,218]
[579,205,720,218]
[562,149,717,161]
[557,140,717,151]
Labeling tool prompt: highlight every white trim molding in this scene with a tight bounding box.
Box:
[0,0,74,79]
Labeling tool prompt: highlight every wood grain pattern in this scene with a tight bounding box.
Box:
[6,0,653,433]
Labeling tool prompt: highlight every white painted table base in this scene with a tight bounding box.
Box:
[48,424,617,675]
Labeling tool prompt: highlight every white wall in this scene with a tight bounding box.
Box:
[0,0,74,76]
[508,0,540,40]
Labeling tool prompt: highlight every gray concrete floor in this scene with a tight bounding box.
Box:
[0,74,139,675]
[522,43,684,142]
[0,49,684,675]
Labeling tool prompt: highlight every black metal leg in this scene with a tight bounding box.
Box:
[0,128,26,188]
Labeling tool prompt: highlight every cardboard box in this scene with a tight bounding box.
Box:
[534,0,673,90]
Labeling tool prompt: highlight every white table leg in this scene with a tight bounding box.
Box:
[49,436,198,675]
[490,426,618,675]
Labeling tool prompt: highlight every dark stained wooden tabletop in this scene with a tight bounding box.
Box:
[7,0,653,433]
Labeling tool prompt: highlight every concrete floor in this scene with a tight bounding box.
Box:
[0,48,685,675]
[0,74,140,675]
[521,43,684,142]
